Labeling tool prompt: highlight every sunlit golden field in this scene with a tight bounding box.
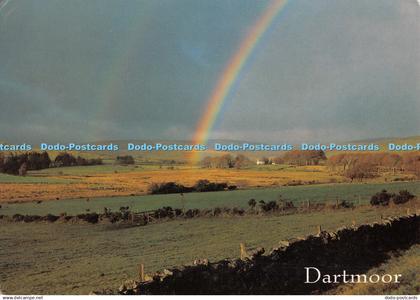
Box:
[0,165,345,203]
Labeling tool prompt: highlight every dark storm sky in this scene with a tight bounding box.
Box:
[0,0,419,143]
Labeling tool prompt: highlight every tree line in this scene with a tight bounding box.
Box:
[200,151,420,180]
[272,150,327,166]
[201,151,327,168]
[200,154,253,169]
[149,179,237,194]
[0,152,102,175]
[328,152,420,180]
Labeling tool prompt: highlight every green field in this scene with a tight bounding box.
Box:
[1,181,418,294]
[1,181,419,216]
[0,206,408,295]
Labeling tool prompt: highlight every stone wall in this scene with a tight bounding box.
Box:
[116,214,419,295]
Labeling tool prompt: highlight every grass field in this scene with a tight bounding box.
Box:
[0,173,75,184]
[28,164,164,175]
[1,181,419,216]
[1,155,417,203]
[0,203,413,295]
[0,164,346,203]
[0,157,418,295]
[331,244,420,295]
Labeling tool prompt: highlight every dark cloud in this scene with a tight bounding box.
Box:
[0,0,418,143]
[216,0,420,142]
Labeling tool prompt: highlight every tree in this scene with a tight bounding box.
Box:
[218,154,234,168]
[54,153,77,167]
[370,190,392,206]
[392,190,415,204]
[0,153,4,171]
[200,154,242,169]
[1,154,23,175]
[260,157,270,165]
[272,156,284,165]
[0,152,51,175]
[234,154,251,169]
[344,161,377,182]
[193,179,227,192]
[402,153,420,178]
[115,155,135,165]
[248,198,257,209]
[27,151,51,169]
[18,162,27,176]
[200,156,213,168]
[282,150,327,166]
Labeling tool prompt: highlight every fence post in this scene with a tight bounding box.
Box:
[240,243,247,260]
[317,225,322,235]
[139,263,145,282]
[180,193,185,214]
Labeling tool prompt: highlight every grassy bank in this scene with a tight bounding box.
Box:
[331,244,420,295]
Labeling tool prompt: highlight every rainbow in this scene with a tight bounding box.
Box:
[190,0,289,163]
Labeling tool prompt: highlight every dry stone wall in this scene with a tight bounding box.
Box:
[116,214,420,295]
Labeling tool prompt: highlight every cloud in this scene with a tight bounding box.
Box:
[0,0,418,143]
[215,0,420,142]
